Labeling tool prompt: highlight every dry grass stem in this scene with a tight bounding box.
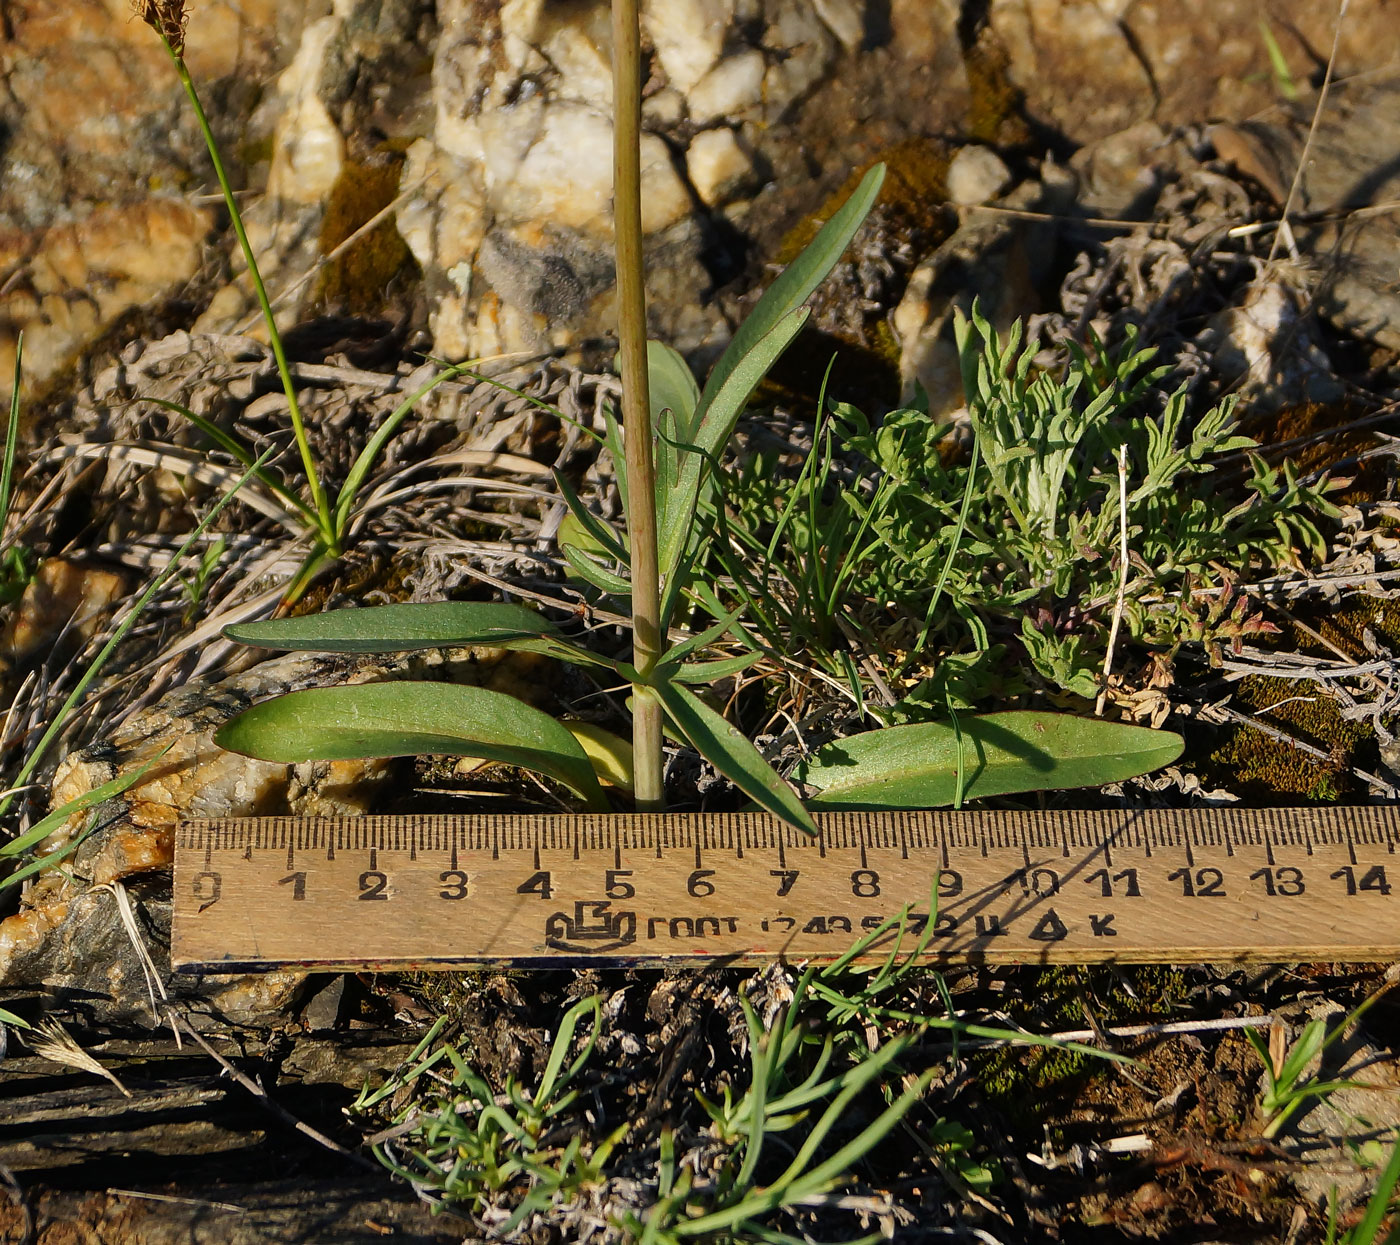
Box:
[30,1020,132,1097]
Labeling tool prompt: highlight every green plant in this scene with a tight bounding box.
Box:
[1325,1131,1400,1245]
[134,2,478,603]
[0,334,36,607]
[354,996,623,1231]
[719,306,1336,709]
[1,449,274,906]
[209,16,1186,824]
[1245,987,1394,1140]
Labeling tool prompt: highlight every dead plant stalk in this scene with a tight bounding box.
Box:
[611,0,665,808]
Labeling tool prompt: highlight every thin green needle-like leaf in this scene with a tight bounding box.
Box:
[651,680,816,834]
[797,712,1184,809]
[1,331,22,549]
[659,652,763,684]
[216,682,609,811]
[1,448,276,819]
[143,397,315,524]
[334,362,476,535]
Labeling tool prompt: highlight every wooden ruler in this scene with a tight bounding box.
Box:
[172,808,1400,972]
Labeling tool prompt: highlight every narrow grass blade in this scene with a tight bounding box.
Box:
[334,362,477,535]
[797,712,1184,809]
[214,681,609,810]
[143,397,316,523]
[1,746,172,859]
[0,331,21,547]
[651,680,816,834]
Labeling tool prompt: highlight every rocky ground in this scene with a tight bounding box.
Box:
[3,1,1400,1242]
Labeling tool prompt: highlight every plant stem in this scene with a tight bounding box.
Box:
[168,48,338,555]
[611,0,665,809]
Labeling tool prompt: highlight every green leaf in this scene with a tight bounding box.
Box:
[560,544,633,595]
[659,652,763,683]
[658,308,810,590]
[647,340,700,440]
[224,601,563,654]
[651,680,816,834]
[0,1005,30,1030]
[657,163,886,591]
[797,712,1184,809]
[215,682,609,810]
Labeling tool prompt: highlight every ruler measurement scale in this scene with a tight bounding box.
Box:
[173,809,1400,971]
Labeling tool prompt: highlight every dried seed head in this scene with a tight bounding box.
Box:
[132,0,188,55]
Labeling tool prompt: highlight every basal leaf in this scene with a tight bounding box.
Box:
[659,652,763,683]
[656,163,886,591]
[658,308,810,588]
[224,602,562,654]
[215,682,609,810]
[648,339,701,439]
[651,680,816,834]
[796,711,1183,809]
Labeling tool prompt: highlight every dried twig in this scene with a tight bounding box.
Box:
[1097,445,1130,716]
[1264,0,1349,267]
[167,1010,379,1169]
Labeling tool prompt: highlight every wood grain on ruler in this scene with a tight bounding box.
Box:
[172,809,1400,970]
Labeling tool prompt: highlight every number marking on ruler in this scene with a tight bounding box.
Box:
[172,808,1400,971]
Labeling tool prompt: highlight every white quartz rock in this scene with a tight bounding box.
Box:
[947,145,1012,206]
[687,128,757,206]
[645,0,736,95]
[687,48,766,125]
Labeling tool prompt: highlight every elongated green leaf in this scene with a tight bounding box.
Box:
[553,470,628,563]
[660,652,763,684]
[697,164,884,440]
[797,712,1184,809]
[664,605,749,665]
[224,602,561,653]
[651,680,815,834]
[560,544,633,595]
[146,397,315,525]
[648,341,700,548]
[648,340,700,439]
[656,164,886,592]
[215,682,608,810]
[658,308,809,586]
[334,362,473,535]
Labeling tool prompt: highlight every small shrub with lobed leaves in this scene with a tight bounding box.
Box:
[715,308,1339,710]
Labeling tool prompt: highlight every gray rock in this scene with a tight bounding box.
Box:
[1211,73,1400,355]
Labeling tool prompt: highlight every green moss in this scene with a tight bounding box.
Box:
[315,155,418,315]
[1205,597,1394,801]
[962,35,1031,147]
[973,966,1189,1129]
[238,133,276,168]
